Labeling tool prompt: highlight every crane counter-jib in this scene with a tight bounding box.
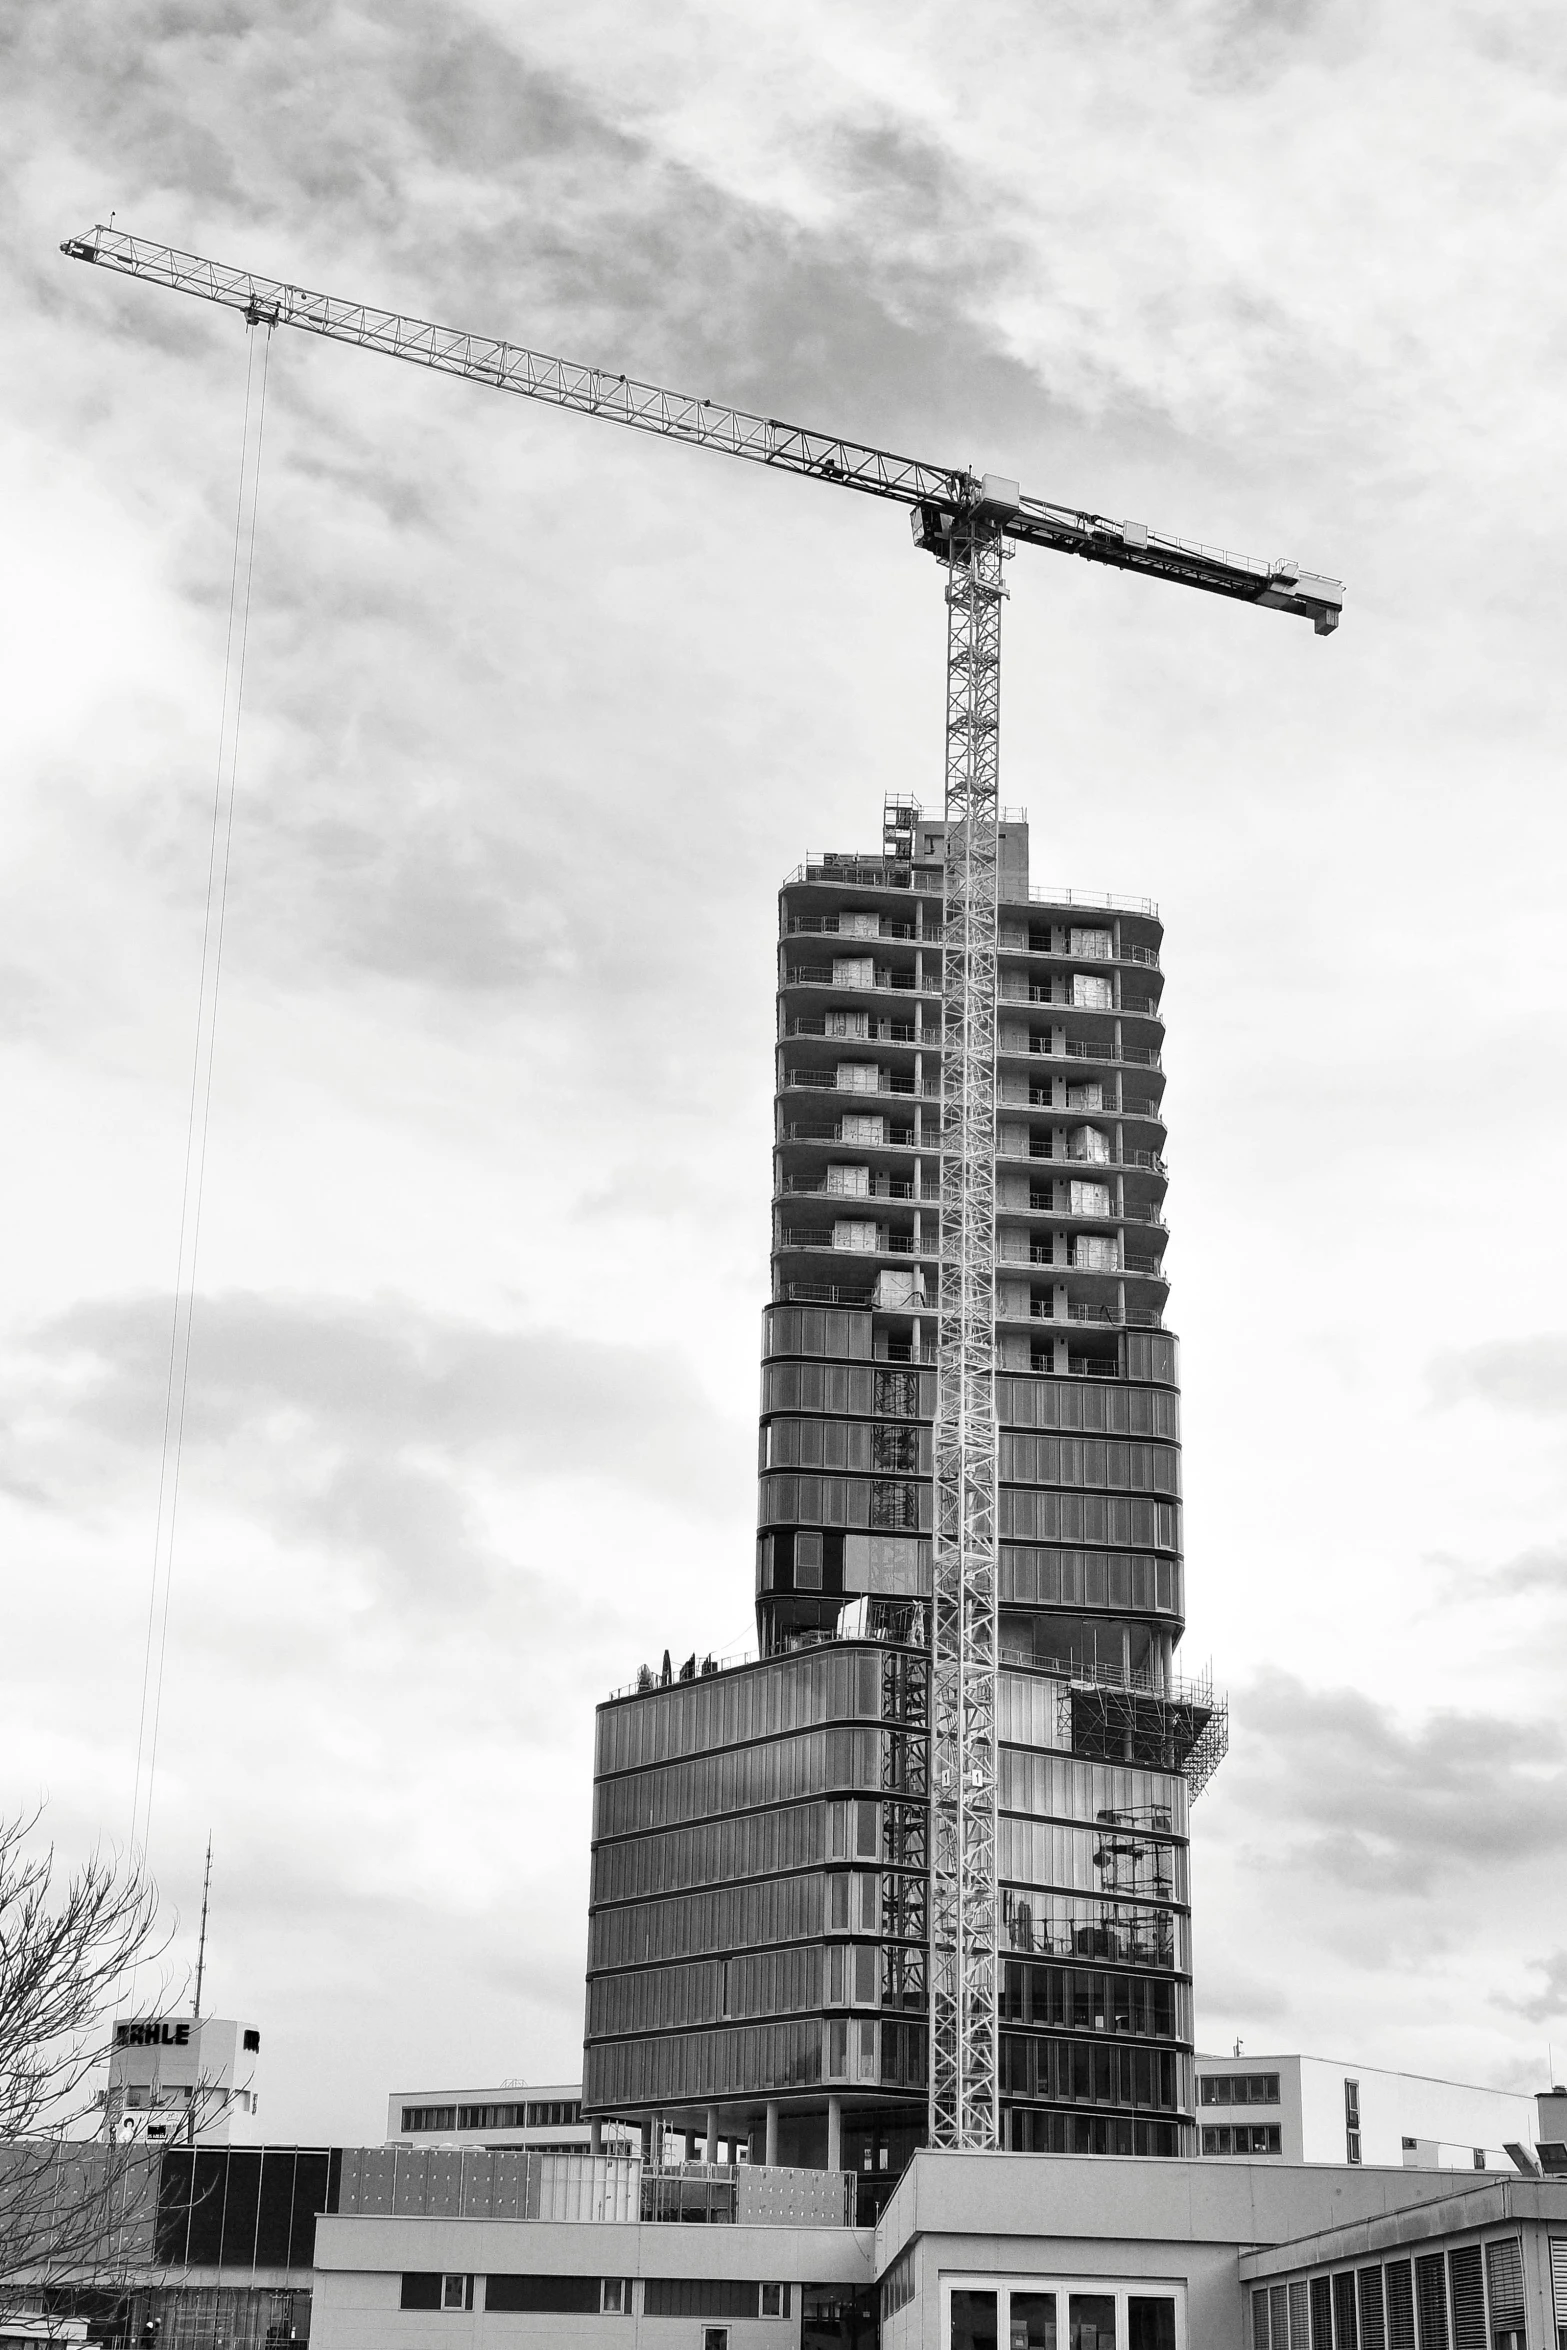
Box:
[59,224,1344,634]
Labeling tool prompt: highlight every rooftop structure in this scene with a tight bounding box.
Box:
[103,2012,261,2148]
[389,2082,636,2156]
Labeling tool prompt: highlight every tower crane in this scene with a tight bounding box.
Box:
[60,225,1344,2156]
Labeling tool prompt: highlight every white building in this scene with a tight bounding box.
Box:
[106,2013,262,2146]
[388,2082,636,2155]
[1195,2053,1540,2170]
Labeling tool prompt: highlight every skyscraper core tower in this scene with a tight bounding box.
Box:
[582,799,1223,2207]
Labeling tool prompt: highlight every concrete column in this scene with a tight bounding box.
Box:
[705,2106,718,2164]
[589,2118,603,2155]
[765,2101,780,2168]
[827,2095,843,2172]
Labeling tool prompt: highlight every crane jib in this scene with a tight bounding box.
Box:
[60,224,1343,635]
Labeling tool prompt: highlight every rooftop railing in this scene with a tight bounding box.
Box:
[1028,886,1159,917]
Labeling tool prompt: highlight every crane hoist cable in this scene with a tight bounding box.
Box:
[129,311,272,1873]
[63,222,1343,2152]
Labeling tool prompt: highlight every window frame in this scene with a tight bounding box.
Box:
[941,2272,1185,2350]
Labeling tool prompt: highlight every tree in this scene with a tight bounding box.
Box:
[0,1810,164,2313]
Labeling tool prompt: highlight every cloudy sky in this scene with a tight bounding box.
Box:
[4,0,1567,2142]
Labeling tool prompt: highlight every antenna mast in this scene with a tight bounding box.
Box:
[193,1837,213,2020]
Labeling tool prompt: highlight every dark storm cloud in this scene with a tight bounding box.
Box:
[1223,1669,1567,1896]
[1430,1336,1567,1416]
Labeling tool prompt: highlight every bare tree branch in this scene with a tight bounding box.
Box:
[0,1810,165,2301]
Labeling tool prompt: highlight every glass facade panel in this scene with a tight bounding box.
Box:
[589,1869,824,1969]
[1001,1548,1182,1619]
[999,1491,1181,1550]
[1000,1751,1188,1835]
[1000,1434,1181,1497]
[595,1726,880,1837]
[997,1378,1179,1440]
[591,1803,825,1903]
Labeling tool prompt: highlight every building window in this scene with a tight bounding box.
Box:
[1345,2079,1362,2165]
[401,2275,472,2312]
[1201,2125,1281,2155]
[486,2279,602,2315]
[1199,2074,1280,2106]
[761,2286,790,2318]
[704,2332,729,2350]
[603,2281,632,2316]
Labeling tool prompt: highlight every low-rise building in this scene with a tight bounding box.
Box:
[388,2084,641,2157]
[104,2012,262,2147]
[1195,2056,1541,2171]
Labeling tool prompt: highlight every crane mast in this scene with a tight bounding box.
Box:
[61,224,1344,2155]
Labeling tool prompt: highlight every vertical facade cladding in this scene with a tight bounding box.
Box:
[583,798,1219,2176]
[583,1642,931,2176]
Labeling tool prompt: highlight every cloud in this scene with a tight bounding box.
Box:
[1429,1337,1567,1417]
[0,1290,743,1607]
[1219,1669,1567,1898]
[1432,1541,1567,1602]
[1502,1950,1567,2027]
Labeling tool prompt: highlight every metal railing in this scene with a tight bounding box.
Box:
[786,915,917,940]
[1020,1300,1164,1329]
[780,1122,922,1148]
[779,1175,919,1199]
[777,1229,934,1259]
[785,1016,921,1043]
[1012,1039,1162,1072]
[787,859,941,894]
[784,964,924,993]
[777,1279,879,1308]
[782,1070,941,1097]
[1028,886,1159,916]
[1000,1138,1168,1175]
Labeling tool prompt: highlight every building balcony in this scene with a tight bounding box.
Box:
[784,1015,924,1044]
[785,913,918,940]
[783,963,925,993]
[779,1120,921,1151]
[778,1173,923,1200]
[784,857,942,894]
[997,1135,1168,1175]
[776,1227,937,1259]
[1004,1297,1165,1330]
[780,1068,942,1099]
[1001,1038,1164,1071]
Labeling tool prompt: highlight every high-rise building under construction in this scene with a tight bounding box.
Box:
[581,800,1223,2210]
